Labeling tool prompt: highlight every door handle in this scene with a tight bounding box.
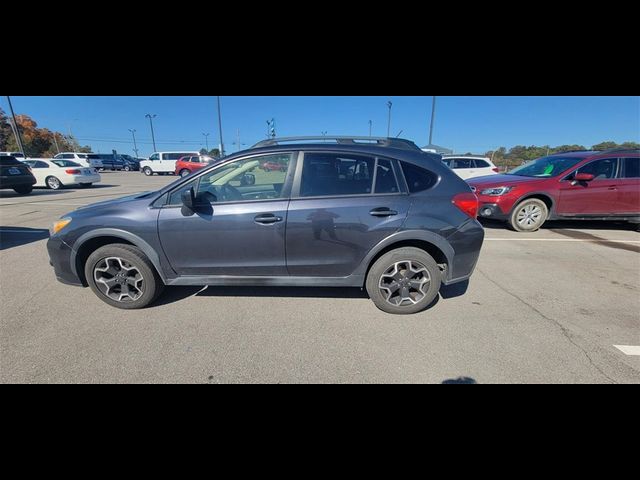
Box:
[254,214,283,225]
[370,208,398,217]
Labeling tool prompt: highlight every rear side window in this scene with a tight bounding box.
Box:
[622,157,639,178]
[452,159,474,169]
[300,153,375,197]
[474,160,491,168]
[374,159,400,194]
[401,162,438,193]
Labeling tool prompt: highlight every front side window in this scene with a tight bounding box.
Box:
[149,154,160,161]
[301,153,376,197]
[622,157,639,178]
[576,158,618,180]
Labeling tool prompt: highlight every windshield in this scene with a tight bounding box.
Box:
[508,156,586,177]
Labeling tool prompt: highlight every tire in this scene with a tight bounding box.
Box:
[124,166,131,172]
[143,167,153,176]
[46,176,62,190]
[508,198,548,232]
[79,183,92,188]
[179,169,191,178]
[366,247,442,315]
[13,185,33,195]
[85,244,164,310]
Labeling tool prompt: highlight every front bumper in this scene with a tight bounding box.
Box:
[47,235,83,286]
[477,203,509,220]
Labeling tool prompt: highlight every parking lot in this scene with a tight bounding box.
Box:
[1,171,639,383]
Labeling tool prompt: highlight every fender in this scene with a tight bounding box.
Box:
[511,191,557,216]
[352,229,455,278]
[70,228,169,282]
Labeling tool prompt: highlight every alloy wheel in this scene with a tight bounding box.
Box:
[517,204,543,228]
[93,257,145,302]
[379,260,431,306]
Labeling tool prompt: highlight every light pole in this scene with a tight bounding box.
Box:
[145,114,157,152]
[202,133,210,152]
[321,131,328,141]
[52,132,60,153]
[216,96,225,157]
[5,96,26,157]
[129,129,139,158]
[369,120,373,137]
[428,95,437,145]
[266,118,276,139]
[233,129,246,152]
[387,101,393,138]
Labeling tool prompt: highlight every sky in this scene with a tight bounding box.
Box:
[2,96,638,157]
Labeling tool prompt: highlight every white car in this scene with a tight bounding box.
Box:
[53,152,103,169]
[22,159,101,190]
[140,151,200,176]
[441,156,499,180]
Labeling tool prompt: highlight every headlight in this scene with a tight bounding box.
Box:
[480,186,513,196]
[51,218,72,235]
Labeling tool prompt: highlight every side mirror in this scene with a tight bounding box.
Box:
[575,173,595,182]
[241,173,256,186]
[181,188,195,210]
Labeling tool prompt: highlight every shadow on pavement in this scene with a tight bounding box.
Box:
[480,218,638,231]
[0,227,50,250]
[442,377,477,384]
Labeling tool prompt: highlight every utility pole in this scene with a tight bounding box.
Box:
[6,96,26,157]
[387,101,393,138]
[236,129,241,151]
[203,133,210,151]
[52,132,60,153]
[129,129,139,158]
[145,114,157,152]
[217,96,225,157]
[266,118,276,138]
[369,120,372,137]
[428,95,437,145]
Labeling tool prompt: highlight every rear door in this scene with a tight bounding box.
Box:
[286,152,410,277]
[558,157,622,215]
[618,156,640,214]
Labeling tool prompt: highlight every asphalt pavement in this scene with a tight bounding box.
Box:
[1,172,639,383]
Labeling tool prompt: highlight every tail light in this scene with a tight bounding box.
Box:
[492,167,500,173]
[452,193,479,218]
[65,169,81,174]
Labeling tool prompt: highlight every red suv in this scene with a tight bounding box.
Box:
[175,155,215,177]
[468,150,640,232]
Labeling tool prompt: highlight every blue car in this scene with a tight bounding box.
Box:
[47,136,484,314]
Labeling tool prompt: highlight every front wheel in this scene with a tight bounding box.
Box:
[85,244,164,310]
[509,198,549,232]
[124,166,131,172]
[143,167,153,176]
[179,169,191,178]
[46,176,62,190]
[366,247,442,315]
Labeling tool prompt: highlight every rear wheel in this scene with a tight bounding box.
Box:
[509,198,548,232]
[179,169,191,178]
[85,244,164,310]
[143,167,153,176]
[124,166,131,172]
[46,176,62,190]
[13,185,33,195]
[366,247,442,315]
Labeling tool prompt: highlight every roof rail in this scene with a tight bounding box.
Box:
[252,136,422,151]
[594,148,640,154]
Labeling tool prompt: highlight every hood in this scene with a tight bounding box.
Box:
[75,191,154,212]
[467,174,546,188]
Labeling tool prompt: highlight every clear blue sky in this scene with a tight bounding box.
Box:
[2,96,638,157]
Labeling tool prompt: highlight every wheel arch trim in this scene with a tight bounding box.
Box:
[70,228,168,283]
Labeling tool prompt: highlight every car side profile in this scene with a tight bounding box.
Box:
[441,155,499,180]
[54,152,103,169]
[469,150,640,232]
[175,155,215,177]
[47,137,484,315]
[23,159,101,189]
[0,155,36,194]
[141,151,200,176]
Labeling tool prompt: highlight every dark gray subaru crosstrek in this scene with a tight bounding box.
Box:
[47,137,484,314]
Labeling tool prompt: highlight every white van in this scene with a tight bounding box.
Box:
[140,152,200,176]
[54,152,103,169]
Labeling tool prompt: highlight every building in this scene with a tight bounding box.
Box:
[421,143,454,155]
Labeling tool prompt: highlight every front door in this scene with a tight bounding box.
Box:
[558,157,622,215]
[286,152,410,277]
[157,153,295,276]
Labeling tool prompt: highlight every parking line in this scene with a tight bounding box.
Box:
[613,345,640,356]
[485,238,640,244]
